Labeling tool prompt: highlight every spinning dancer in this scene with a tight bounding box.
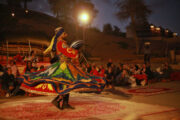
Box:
[18,27,106,110]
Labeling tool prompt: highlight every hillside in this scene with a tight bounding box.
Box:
[0,4,61,39]
[84,31,135,62]
[0,4,137,62]
[1,4,179,63]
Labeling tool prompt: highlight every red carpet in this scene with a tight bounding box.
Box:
[121,87,179,96]
[171,72,180,81]
[0,94,177,120]
[0,101,121,120]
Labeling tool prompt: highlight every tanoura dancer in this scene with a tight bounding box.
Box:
[18,27,106,110]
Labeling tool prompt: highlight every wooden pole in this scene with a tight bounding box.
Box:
[6,41,9,65]
[28,39,31,57]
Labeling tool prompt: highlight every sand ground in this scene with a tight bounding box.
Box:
[0,81,180,120]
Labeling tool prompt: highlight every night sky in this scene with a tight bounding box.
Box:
[2,0,180,34]
[91,0,180,34]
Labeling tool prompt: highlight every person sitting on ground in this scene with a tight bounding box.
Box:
[0,64,4,79]
[154,62,172,82]
[14,53,24,64]
[132,64,147,86]
[90,65,100,76]
[161,62,172,80]
[24,61,33,73]
[9,60,19,78]
[99,65,105,77]
[28,51,39,69]
[115,63,123,77]
[1,67,16,97]
[154,64,168,81]
[116,69,131,86]
[0,64,5,96]
[114,63,123,86]
[107,58,112,69]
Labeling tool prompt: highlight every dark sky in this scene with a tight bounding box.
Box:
[2,0,180,34]
[91,0,180,34]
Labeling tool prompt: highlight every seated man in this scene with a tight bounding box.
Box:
[0,64,5,96]
[1,67,16,97]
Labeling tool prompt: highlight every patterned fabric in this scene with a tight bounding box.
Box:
[20,27,106,96]
[19,61,106,95]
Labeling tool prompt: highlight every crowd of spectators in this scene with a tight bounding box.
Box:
[0,56,173,97]
[81,59,173,89]
[0,50,42,97]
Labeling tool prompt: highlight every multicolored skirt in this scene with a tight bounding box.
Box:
[18,62,106,95]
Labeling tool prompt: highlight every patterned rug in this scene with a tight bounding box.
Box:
[119,87,180,96]
[0,93,177,120]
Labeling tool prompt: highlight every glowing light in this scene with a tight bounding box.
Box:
[156,27,160,31]
[145,42,151,45]
[173,32,178,37]
[79,12,89,24]
[165,29,169,33]
[11,12,15,17]
[25,9,29,14]
[150,25,154,29]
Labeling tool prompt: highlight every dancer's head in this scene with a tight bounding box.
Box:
[52,27,66,51]
[54,27,67,40]
[43,27,67,54]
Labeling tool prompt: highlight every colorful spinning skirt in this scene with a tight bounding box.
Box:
[18,62,106,95]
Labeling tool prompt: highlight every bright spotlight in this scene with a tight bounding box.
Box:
[156,27,160,31]
[79,12,89,23]
[165,29,169,33]
[173,32,178,37]
[11,12,15,17]
[150,25,154,29]
[25,9,29,14]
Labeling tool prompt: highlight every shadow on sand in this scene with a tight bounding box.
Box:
[104,88,133,99]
